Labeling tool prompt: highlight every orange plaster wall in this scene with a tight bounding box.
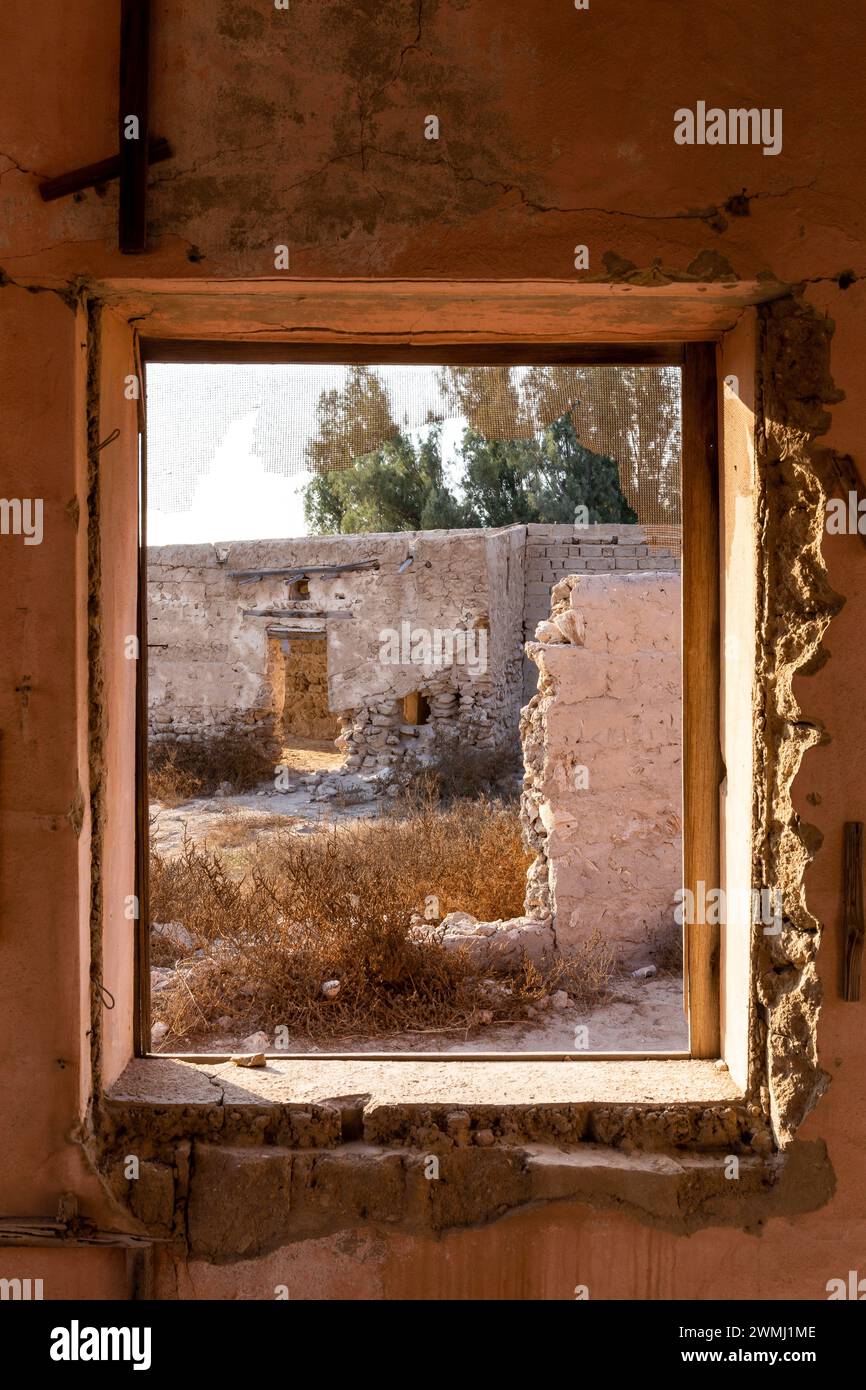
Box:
[1,0,865,1299]
[0,291,100,1217]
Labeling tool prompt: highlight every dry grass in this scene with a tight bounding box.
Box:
[394,738,522,805]
[148,734,276,803]
[198,811,300,853]
[149,798,614,1045]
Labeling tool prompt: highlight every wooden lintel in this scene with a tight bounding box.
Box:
[230,560,379,583]
[244,609,353,620]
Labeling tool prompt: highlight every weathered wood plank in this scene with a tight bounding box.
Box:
[682,342,722,1057]
[843,821,864,1002]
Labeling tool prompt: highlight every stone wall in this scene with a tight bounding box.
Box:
[147,527,527,771]
[280,636,339,742]
[522,570,682,965]
[522,524,681,700]
[148,525,679,778]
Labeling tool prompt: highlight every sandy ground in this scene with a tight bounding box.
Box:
[150,788,687,1056]
[177,972,687,1056]
[150,786,375,858]
[276,737,344,773]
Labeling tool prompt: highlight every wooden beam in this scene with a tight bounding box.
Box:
[682,342,722,1058]
[245,609,353,620]
[0,1218,157,1249]
[38,137,171,202]
[843,821,864,1001]
[142,339,687,367]
[229,561,379,583]
[135,358,151,1055]
[119,0,152,253]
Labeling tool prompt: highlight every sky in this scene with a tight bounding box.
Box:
[144,360,681,545]
[147,408,311,544]
[145,363,469,545]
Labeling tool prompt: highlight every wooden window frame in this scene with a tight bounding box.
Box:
[136,339,720,1060]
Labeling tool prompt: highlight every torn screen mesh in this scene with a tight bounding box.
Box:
[146,362,681,551]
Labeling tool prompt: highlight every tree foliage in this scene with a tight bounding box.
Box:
[304,410,636,535]
[303,428,465,534]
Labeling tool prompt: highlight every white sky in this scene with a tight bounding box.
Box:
[148,410,312,544]
[146,364,470,545]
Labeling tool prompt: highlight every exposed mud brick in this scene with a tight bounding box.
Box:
[127,1160,176,1233]
[291,1149,406,1225]
[423,1147,531,1230]
[188,1144,293,1258]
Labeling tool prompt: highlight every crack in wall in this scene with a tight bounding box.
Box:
[0,150,47,184]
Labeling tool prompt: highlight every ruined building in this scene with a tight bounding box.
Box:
[1,0,863,1313]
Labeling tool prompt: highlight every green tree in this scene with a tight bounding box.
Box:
[457,433,540,527]
[529,414,638,524]
[459,412,637,527]
[521,364,680,522]
[302,407,636,535]
[303,427,464,534]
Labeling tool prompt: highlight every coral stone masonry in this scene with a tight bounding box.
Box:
[147,524,680,778]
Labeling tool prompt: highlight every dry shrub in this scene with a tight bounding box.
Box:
[151,832,474,1040]
[198,811,298,853]
[361,795,531,922]
[395,738,521,805]
[531,934,619,1012]
[149,734,275,802]
[149,799,614,1045]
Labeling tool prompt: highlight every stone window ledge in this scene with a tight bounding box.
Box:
[113,1055,739,1107]
[106,1056,760,1152]
[98,1060,834,1249]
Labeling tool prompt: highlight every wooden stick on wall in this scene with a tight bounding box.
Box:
[119,0,151,253]
[843,821,864,1001]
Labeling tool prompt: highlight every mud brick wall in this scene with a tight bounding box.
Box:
[522,570,682,964]
[147,527,527,767]
[522,524,681,701]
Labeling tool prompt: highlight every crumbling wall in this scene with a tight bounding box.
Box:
[522,571,682,963]
[147,543,280,751]
[522,524,682,700]
[147,527,527,772]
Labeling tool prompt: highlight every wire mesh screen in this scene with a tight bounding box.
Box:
[146,362,681,549]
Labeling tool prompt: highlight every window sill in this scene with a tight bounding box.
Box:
[96,1059,832,1253]
[107,1055,750,1150]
